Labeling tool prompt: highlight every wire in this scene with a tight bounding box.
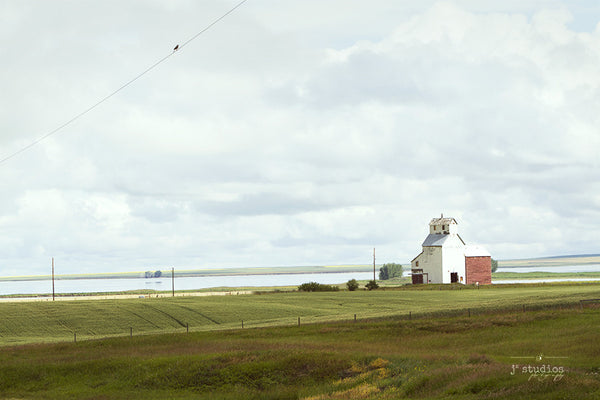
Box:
[0,0,249,166]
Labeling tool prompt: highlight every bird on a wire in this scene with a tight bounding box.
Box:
[173,44,179,51]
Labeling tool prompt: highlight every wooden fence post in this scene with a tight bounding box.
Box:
[130,327,133,337]
[298,317,300,326]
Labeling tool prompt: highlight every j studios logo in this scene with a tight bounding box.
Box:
[510,354,567,382]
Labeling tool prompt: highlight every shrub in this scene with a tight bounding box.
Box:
[365,280,379,291]
[298,282,340,292]
[346,279,359,291]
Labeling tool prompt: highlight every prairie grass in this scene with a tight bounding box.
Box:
[0,307,598,399]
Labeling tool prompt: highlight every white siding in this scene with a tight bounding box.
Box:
[441,235,466,283]
[412,246,442,283]
[423,246,443,284]
[448,223,458,235]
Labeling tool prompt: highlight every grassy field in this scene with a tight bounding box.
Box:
[1,283,600,347]
[2,260,599,398]
[0,295,598,399]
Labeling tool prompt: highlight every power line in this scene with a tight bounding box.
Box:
[0,0,249,166]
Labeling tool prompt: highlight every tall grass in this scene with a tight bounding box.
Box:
[0,307,598,399]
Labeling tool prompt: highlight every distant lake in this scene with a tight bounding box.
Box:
[2,264,599,296]
[0,272,375,296]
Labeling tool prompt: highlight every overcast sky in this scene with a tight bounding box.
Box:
[1,0,599,276]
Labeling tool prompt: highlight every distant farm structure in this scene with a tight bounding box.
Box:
[410,215,491,285]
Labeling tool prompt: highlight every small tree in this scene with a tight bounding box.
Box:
[346,279,359,291]
[491,259,498,273]
[154,270,162,278]
[379,263,403,280]
[365,280,379,291]
[379,266,389,280]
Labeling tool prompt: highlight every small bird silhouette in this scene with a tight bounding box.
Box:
[173,44,179,51]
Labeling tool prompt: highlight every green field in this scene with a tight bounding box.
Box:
[0,283,599,399]
[0,283,598,346]
[2,257,599,398]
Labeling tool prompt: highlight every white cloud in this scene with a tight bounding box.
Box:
[1,1,599,276]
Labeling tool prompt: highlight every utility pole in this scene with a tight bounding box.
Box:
[52,257,55,301]
[373,248,376,281]
[171,267,175,297]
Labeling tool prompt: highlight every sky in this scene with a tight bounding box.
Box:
[1,0,599,276]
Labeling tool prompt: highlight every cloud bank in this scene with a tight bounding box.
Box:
[1,1,599,275]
